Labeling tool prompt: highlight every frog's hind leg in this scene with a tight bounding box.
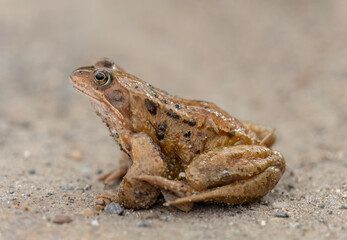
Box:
[165,145,285,206]
[165,166,282,206]
[241,121,276,147]
[134,175,194,212]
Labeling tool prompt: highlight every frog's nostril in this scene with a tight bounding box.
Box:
[70,71,83,81]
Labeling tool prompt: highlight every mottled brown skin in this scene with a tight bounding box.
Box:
[70,58,286,211]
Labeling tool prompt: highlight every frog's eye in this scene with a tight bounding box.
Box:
[93,70,112,86]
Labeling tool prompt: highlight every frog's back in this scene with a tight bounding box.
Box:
[126,80,259,179]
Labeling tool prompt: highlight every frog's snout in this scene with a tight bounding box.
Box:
[69,69,82,81]
[69,70,83,85]
[69,66,94,84]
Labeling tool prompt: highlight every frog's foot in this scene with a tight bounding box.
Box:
[242,121,276,147]
[259,129,275,147]
[97,167,128,184]
[133,175,194,212]
[95,190,118,211]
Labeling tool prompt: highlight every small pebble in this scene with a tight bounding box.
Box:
[79,165,90,173]
[28,169,36,175]
[319,203,325,209]
[13,200,20,207]
[61,185,76,191]
[91,219,99,226]
[137,220,150,228]
[104,202,124,215]
[83,184,92,191]
[69,150,82,161]
[260,220,266,226]
[79,208,95,217]
[339,204,347,209]
[274,211,289,218]
[52,215,72,224]
[272,201,288,209]
[23,150,31,158]
[159,215,169,221]
[259,200,269,206]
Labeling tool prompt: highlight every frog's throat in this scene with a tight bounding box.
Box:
[72,85,126,127]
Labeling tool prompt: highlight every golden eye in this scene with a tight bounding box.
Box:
[93,70,112,86]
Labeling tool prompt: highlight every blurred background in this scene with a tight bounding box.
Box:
[0,1,346,239]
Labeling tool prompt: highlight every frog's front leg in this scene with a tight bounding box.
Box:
[96,133,167,210]
[97,153,131,183]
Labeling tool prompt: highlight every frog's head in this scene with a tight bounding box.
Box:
[70,58,132,130]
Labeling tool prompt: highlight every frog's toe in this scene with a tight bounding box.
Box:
[133,175,195,211]
[95,191,118,211]
[133,175,193,197]
[161,190,194,212]
[97,167,128,184]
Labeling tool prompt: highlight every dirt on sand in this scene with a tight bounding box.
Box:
[0,1,346,239]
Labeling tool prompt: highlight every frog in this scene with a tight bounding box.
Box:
[70,58,285,212]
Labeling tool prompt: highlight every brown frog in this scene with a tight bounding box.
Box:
[70,58,285,211]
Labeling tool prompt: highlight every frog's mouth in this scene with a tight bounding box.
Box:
[72,84,126,123]
[70,67,103,103]
[70,73,126,127]
[72,84,103,104]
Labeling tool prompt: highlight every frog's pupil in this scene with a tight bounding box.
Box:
[95,72,105,81]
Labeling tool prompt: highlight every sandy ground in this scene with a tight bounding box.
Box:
[0,1,346,239]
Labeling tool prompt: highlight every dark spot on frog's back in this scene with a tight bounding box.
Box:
[146,83,158,97]
[183,130,191,138]
[144,99,158,115]
[158,122,167,131]
[183,118,196,126]
[165,109,180,120]
[175,104,182,109]
[227,131,235,138]
[156,123,167,140]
